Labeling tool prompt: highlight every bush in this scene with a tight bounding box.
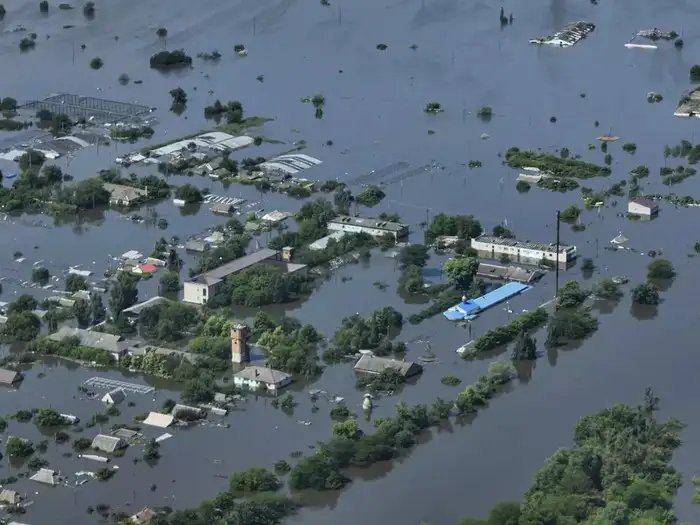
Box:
[647,259,675,279]
[440,375,461,386]
[632,283,659,305]
[149,50,192,70]
[691,65,700,82]
[89,57,103,70]
[83,1,95,16]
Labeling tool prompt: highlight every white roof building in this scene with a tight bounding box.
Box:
[102,388,126,405]
[233,366,291,393]
[142,412,174,428]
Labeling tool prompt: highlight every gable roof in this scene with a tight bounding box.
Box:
[49,327,127,354]
[631,197,657,209]
[234,366,290,385]
[91,434,126,453]
[142,412,174,428]
[354,354,423,377]
[0,368,22,385]
[0,489,20,504]
[102,388,126,404]
[30,468,59,485]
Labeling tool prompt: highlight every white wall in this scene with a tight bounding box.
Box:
[471,239,576,263]
[627,202,653,215]
[183,282,209,304]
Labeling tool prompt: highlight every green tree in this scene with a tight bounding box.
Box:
[158,272,180,295]
[511,330,537,361]
[398,244,430,269]
[443,257,479,291]
[632,283,659,305]
[143,438,161,461]
[7,294,38,314]
[592,279,622,299]
[492,224,515,238]
[166,248,181,273]
[546,309,598,347]
[488,502,521,525]
[3,311,40,341]
[557,281,588,308]
[31,267,50,284]
[647,259,675,279]
[89,292,106,324]
[109,272,139,318]
[560,204,581,222]
[72,298,91,326]
[174,184,203,203]
[332,419,363,440]
[34,408,65,427]
[6,436,34,457]
[230,468,281,492]
[65,274,88,292]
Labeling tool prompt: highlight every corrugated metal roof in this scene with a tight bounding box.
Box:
[190,249,278,284]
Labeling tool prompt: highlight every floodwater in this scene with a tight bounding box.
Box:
[2,0,700,523]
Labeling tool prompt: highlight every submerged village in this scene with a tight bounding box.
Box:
[2,1,700,525]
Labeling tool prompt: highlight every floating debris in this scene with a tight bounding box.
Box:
[529,21,595,48]
[637,28,678,41]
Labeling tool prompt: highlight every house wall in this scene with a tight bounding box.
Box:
[233,376,290,393]
[471,239,576,266]
[183,281,210,304]
[328,222,407,240]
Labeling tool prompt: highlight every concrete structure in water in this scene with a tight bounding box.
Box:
[328,215,409,240]
[471,235,577,268]
[183,249,307,305]
[231,324,250,363]
[628,198,659,217]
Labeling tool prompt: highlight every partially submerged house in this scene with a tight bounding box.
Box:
[30,468,60,486]
[142,412,174,428]
[628,197,659,217]
[354,354,423,378]
[0,489,21,504]
[130,507,159,524]
[171,404,205,420]
[233,366,291,393]
[0,368,23,386]
[91,434,127,453]
[102,388,126,405]
[121,296,168,323]
[49,327,129,362]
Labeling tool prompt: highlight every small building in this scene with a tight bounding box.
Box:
[30,468,60,486]
[111,428,140,441]
[103,182,148,207]
[471,235,577,268]
[121,250,143,260]
[353,354,423,378]
[130,507,159,525]
[0,368,23,386]
[309,231,347,251]
[60,413,80,425]
[0,489,21,504]
[628,198,659,217]
[184,239,210,253]
[134,263,158,275]
[328,215,409,240]
[234,366,291,393]
[91,434,127,453]
[210,202,235,215]
[142,412,174,428]
[122,297,168,322]
[476,263,544,284]
[102,388,126,405]
[183,249,307,305]
[49,327,129,362]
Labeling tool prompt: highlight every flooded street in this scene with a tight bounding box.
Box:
[2,0,700,523]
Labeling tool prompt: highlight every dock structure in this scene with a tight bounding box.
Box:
[20,93,153,125]
[84,377,154,395]
[444,282,532,321]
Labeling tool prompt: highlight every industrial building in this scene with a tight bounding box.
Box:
[471,235,577,268]
[627,198,659,217]
[328,215,409,240]
[443,282,533,321]
[233,366,291,393]
[353,355,423,378]
[183,249,307,304]
[258,153,322,175]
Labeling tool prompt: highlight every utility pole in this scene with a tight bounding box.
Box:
[555,210,561,304]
